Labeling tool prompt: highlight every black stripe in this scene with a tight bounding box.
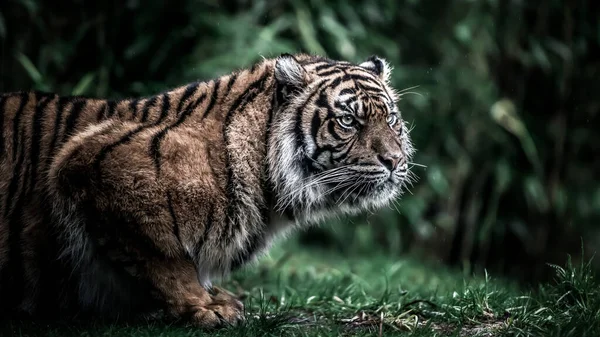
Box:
[317,69,343,77]
[328,76,345,90]
[0,96,6,158]
[61,100,86,143]
[359,90,388,104]
[316,92,329,109]
[11,93,29,161]
[150,93,206,174]
[356,82,385,94]
[315,62,352,74]
[307,109,328,173]
[20,161,32,207]
[350,73,381,86]
[1,125,28,309]
[335,97,359,113]
[140,96,158,123]
[275,82,286,105]
[106,100,117,118]
[294,89,321,155]
[96,102,108,122]
[338,88,355,96]
[166,192,183,248]
[312,141,348,161]
[315,63,336,73]
[370,100,388,113]
[223,73,270,141]
[46,97,68,170]
[262,82,278,221]
[252,81,279,243]
[4,129,26,218]
[346,96,360,107]
[334,98,357,111]
[93,124,147,177]
[310,109,322,141]
[380,86,396,108]
[155,93,171,123]
[311,58,334,64]
[93,94,171,178]
[129,99,139,118]
[225,73,238,93]
[345,137,358,156]
[333,138,357,162]
[327,120,344,141]
[294,79,340,173]
[28,95,53,196]
[202,79,221,118]
[175,82,200,116]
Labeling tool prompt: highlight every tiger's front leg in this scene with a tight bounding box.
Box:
[141,258,244,328]
[46,120,243,327]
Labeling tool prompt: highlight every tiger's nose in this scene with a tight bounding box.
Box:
[377,153,401,171]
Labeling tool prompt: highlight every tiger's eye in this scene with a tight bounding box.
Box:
[338,115,355,128]
[386,114,398,126]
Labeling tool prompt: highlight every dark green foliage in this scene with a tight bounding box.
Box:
[1,0,599,282]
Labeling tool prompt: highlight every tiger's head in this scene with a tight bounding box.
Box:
[268,53,415,221]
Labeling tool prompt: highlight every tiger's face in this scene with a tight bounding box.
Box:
[270,54,415,216]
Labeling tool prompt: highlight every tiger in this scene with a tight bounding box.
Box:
[0,53,415,327]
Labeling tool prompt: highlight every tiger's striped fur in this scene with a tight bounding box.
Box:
[0,53,414,327]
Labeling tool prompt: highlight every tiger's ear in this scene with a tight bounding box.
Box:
[359,55,392,83]
[275,54,309,90]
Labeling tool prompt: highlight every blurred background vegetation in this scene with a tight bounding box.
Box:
[1,0,598,284]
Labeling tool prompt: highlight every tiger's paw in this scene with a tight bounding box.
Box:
[210,286,244,310]
[191,301,245,328]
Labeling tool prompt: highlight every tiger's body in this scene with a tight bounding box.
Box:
[0,53,414,327]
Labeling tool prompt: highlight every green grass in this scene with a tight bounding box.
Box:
[1,241,599,337]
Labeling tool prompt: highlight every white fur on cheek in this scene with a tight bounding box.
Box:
[267,83,327,219]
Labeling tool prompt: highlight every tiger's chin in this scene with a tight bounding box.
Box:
[325,178,404,214]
